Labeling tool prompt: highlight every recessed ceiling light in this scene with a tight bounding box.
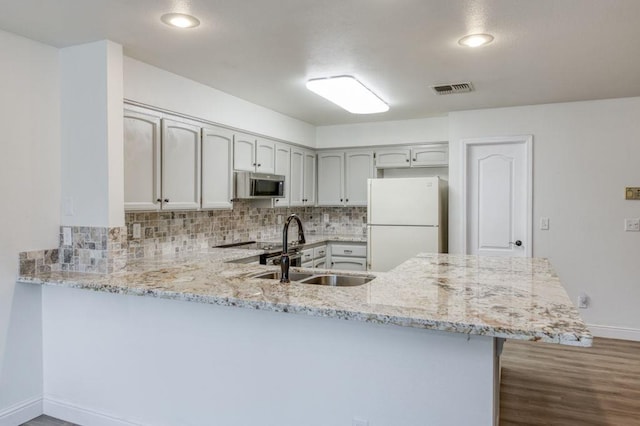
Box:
[458,33,494,48]
[161,13,200,29]
[306,76,389,114]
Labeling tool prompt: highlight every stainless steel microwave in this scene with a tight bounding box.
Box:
[235,172,285,199]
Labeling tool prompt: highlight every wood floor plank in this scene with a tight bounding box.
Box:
[500,337,640,426]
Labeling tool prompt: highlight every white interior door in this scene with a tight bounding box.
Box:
[463,136,532,257]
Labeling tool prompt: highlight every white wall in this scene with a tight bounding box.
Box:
[315,116,448,149]
[43,286,497,426]
[60,40,124,228]
[123,57,316,148]
[0,29,60,422]
[448,97,640,336]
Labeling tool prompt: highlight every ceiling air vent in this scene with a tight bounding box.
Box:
[430,82,474,95]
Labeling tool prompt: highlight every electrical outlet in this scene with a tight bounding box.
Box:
[578,292,589,309]
[540,217,550,230]
[323,213,329,223]
[62,227,72,246]
[624,218,640,232]
[133,223,141,239]
[352,418,369,426]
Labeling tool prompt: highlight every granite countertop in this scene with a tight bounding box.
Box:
[17,235,592,347]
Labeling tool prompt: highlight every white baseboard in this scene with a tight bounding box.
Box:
[43,397,144,426]
[0,396,42,426]
[588,324,640,341]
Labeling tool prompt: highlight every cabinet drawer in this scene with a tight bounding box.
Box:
[330,256,367,271]
[331,243,366,257]
[314,257,326,269]
[313,246,327,259]
[301,248,314,263]
[302,260,313,268]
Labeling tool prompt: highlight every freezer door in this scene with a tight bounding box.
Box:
[367,225,440,272]
[368,177,440,226]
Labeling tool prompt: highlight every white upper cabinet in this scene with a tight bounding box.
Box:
[317,150,373,206]
[233,136,276,174]
[233,134,256,172]
[273,143,291,208]
[201,126,233,209]
[345,151,374,206]
[375,148,411,168]
[124,109,162,211]
[255,138,276,174]
[374,144,449,168]
[291,148,315,206]
[303,149,316,205]
[410,144,449,167]
[317,152,345,206]
[161,119,201,210]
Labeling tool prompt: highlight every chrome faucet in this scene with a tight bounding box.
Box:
[280,214,306,283]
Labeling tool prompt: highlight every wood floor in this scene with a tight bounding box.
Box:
[500,337,640,425]
[20,338,640,426]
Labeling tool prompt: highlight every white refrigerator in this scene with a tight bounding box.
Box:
[367,177,447,272]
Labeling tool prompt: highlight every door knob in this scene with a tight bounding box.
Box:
[510,240,523,247]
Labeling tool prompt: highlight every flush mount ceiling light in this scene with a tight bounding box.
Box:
[458,33,494,48]
[161,13,200,29]
[306,76,389,114]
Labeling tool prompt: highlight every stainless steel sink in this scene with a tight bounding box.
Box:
[299,274,374,287]
[252,271,373,287]
[253,271,314,281]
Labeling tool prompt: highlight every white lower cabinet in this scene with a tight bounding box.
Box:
[328,242,367,271]
[314,258,326,269]
[330,256,367,271]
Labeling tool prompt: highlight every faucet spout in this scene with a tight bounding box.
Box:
[280,214,306,283]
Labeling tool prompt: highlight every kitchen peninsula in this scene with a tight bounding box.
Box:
[18,245,591,426]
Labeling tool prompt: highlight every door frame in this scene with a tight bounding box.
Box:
[461,135,533,257]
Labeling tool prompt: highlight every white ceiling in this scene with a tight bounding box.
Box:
[1,0,640,126]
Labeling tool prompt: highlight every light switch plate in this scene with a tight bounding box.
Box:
[624,218,640,232]
[323,213,330,222]
[540,217,550,230]
[133,223,141,239]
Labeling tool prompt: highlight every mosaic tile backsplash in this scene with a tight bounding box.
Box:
[19,203,367,274]
[125,202,367,259]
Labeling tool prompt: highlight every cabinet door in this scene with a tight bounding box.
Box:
[375,148,411,168]
[290,148,305,206]
[124,110,161,211]
[256,138,276,174]
[303,150,316,205]
[314,258,326,269]
[273,143,290,208]
[161,119,201,210]
[330,256,367,271]
[345,151,374,206]
[201,126,233,209]
[411,144,449,167]
[233,134,256,171]
[317,152,344,206]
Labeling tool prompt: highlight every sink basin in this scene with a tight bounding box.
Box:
[253,271,314,281]
[299,274,374,287]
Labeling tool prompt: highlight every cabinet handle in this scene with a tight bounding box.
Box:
[344,250,353,254]
[257,163,261,167]
[406,159,410,162]
[275,199,279,203]
[340,198,343,202]
[413,158,417,161]
[252,162,256,166]
[346,198,349,202]
[164,199,169,203]
[156,198,162,203]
